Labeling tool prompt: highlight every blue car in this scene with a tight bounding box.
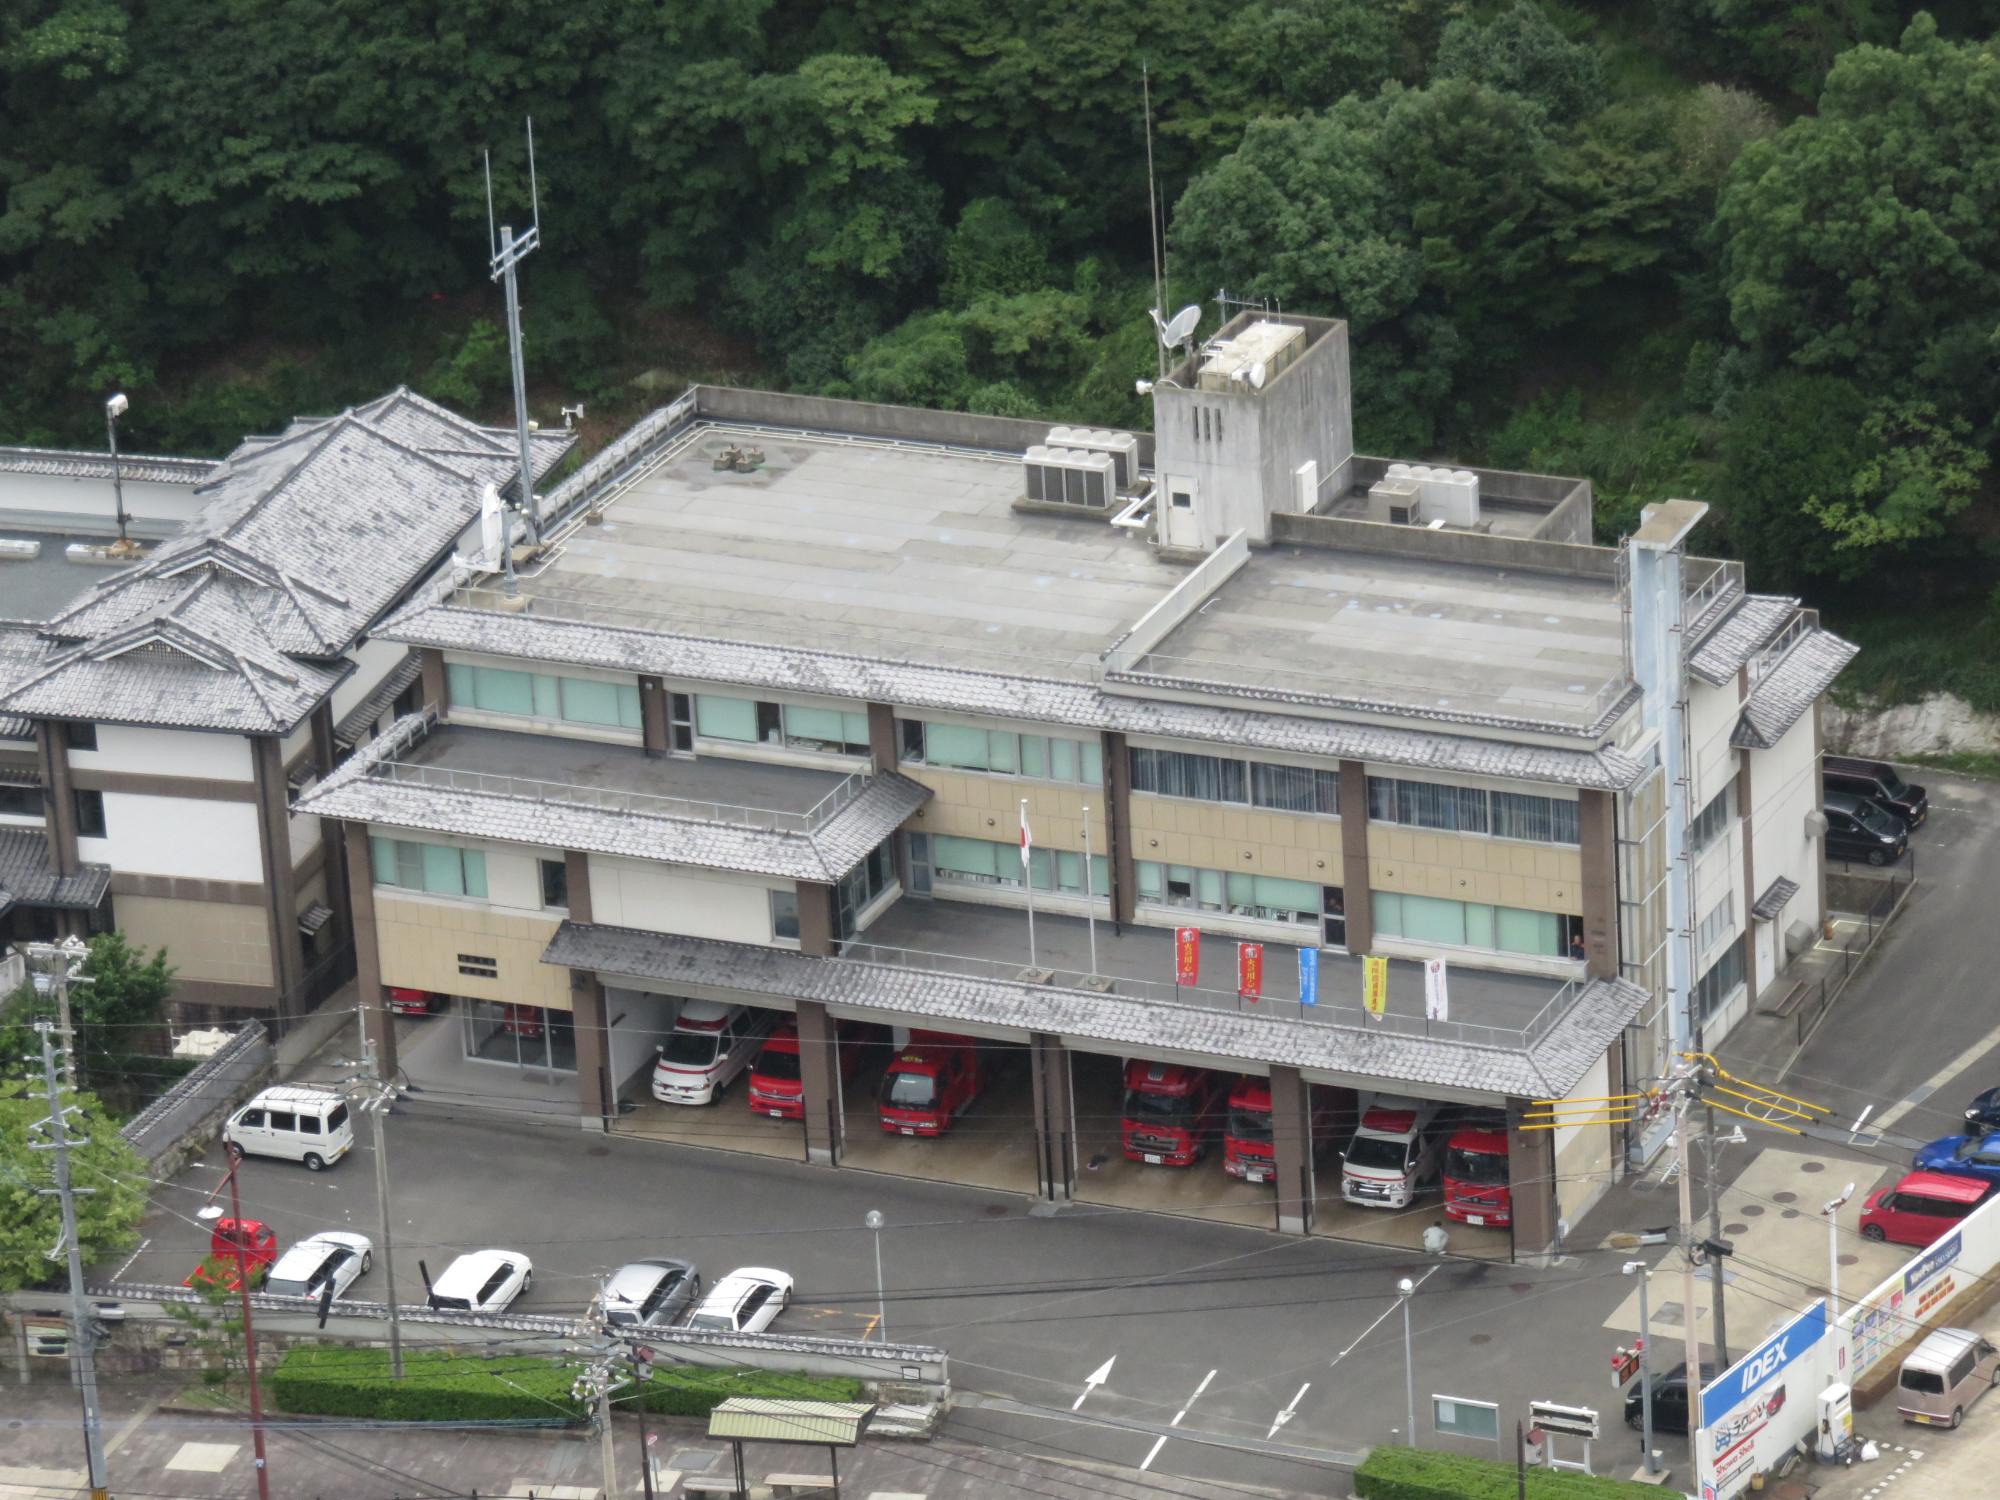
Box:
[1912,1131,2000,1182]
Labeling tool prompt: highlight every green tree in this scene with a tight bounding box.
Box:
[0,1079,147,1292]
[1434,1,1603,123]
[1652,0,1897,101]
[72,933,176,1106]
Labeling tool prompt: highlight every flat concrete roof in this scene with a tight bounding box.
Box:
[402,724,850,816]
[511,424,1191,681]
[0,533,143,621]
[854,896,1568,1045]
[1320,488,1550,539]
[1131,546,1627,728]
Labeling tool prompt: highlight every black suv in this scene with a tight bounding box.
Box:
[1624,1363,1715,1434]
[1824,755,1927,829]
[1824,790,1907,866]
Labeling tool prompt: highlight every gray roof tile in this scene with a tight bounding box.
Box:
[0,827,110,912]
[541,922,1647,1100]
[334,654,422,747]
[1732,630,1858,750]
[0,446,218,486]
[1688,595,1798,686]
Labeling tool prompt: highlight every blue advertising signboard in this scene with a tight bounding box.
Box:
[1904,1232,1962,1294]
[1298,946,1319,1008]
[1700,1298,1826,1428]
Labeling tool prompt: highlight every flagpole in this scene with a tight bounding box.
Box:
[1020,798,1037,969]
[1081,806,1098,976]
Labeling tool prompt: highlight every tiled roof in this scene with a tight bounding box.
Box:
[0,446,218,486]
[0,827,110,913]
[1751,876,1800,922]
[1731,631,1858,750]
[541,922,1648,1100]
[380,600,1650,792]
[298,717,930,882]
[1688,595,1798,686]
[334,653,422,747]
[0,623,49,740]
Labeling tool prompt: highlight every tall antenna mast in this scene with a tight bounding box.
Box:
[1142,62,1166,379]
[485,118,543,594]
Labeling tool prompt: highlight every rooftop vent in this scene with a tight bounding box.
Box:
[1385,464,1480,528]
[1195,320,1305,393]
[1045,427,1140,492]
[1023,446,1115,511]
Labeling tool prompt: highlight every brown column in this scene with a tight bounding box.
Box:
[639,675,668,757]
[1338,760,1372,952]
[565,849,594,924]
[312,700,353,949]
[797,880,836,955]
[1102,732,1136,926]
[419,648,450,715]
[867,703,897,774]
[252,735,305,1023]
[309,700,338,777]
[36,722,80,877]
[1269,1065,1315,1235]
[563,850,612,1129]
[796,999,843,1165]
[1578,789,1617,981]
[1029,1033,1076,1201]
[343,822,395,1080]
[1507,1098,1558,1263]
[1736,755,1757,1003]
[1813,701,1828,934]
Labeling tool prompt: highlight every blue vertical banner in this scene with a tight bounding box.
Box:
[1298,946,1319,1008]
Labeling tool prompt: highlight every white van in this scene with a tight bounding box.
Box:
[222,1087,354,1171]
[651,1001,774,1105]
[1341,1094,1444,1209]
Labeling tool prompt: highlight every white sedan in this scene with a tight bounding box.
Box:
[263,1231,373,1302]
[685,1267,793,1334]
[426,1249,533,1313]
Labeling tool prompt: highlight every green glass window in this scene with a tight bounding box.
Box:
[1020,735,1049,778]
[560,677,626,728]
[695,695,758,742]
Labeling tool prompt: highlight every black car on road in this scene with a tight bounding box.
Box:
[1824,755,1928,829]
[1624,1363,1715,1434]
[1824,790,1907,866]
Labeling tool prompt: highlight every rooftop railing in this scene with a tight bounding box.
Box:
[1747,611,1812,684]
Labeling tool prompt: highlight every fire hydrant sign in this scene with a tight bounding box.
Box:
[1174,927,1200,985]
[1698,1298,1826,1500]
[1237,942,1263,1000]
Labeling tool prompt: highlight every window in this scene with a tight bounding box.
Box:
[298,1115,321,1136]
[1690,783,1736,853]
[1367,776,1581,845]
[930,835,1107,899]
[836,841,896,938]
[780,704,871,755]
[73,789,106,838]
[1691,936,1745,1021]
[539,858,569,910]
[371,837,488,899]
[1373,891,1575,958]
[1129,747,1248,804]
[1696,894,1734,954]
[447,663,641,731]
[0,784,38,818]
[696,694,758,742]
[269,1111,297,1132]
[900,720,1102,786]
[1135,860,1319,925]
[668,692,694,753]
[64,723,96,752]
[1251,762,1341,815]
[770,889,800,942]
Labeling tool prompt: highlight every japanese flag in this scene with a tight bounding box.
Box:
[1019,802,1032,869]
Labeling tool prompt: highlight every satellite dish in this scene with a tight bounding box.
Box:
[1160,304,1201,349]
[1248,361,1267,390]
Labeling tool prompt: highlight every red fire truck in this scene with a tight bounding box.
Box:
[1223,1076,1339,1183]
[878,1032,981,1136]
[1441,1123,1513,1227]
[1121,1061,1225,1166]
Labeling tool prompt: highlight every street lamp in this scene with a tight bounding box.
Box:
[103,393,134,553]
[1623,1261,1660,1476]
[1397,1276,1416,1449]
[1824,1182,1856,1319]
[865,1210,887,1343]
[197,1155,272,1500]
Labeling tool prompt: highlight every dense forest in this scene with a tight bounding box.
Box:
[4,1,2000,704]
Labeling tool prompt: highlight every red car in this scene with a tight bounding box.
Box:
[384,987,444,1017]
[1860,1171,1993,1247]
[746,1022,864,1119]
[184,1217,278,1292]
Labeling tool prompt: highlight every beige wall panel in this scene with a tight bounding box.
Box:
[374,893,571,1011]
[116,894,274,988]
[904,768,1107,853]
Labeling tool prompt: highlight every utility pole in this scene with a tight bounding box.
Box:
[200,1158,272,1500]
[340,1007,404,1378]
[1623,1262,1660,1477]
[25,937,91,1091]
[486,120,543,564]
[1702,1102,1730,1367]
[1674,1095,1705,1471]
[32,1022,110,1500]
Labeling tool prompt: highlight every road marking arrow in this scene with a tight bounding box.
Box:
[1072,1356,1116,1411]
[1269,1381,1311,1440]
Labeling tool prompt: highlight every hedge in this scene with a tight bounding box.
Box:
[269,1346,863,1424]
[1354,1447,1674,1500]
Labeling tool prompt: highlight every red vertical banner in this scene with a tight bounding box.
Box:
[1237,942,1264,1000]
[1174,927,1201,986]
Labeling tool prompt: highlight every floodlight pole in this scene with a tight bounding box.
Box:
[104,394,131,548]
[1624,1262,1659,1476]
[34,1022,110,1500]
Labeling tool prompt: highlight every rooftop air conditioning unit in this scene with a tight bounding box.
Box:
[1045,426,1139,491]
[1369,477,1421,525]
[1023,446,1115,511]
[1402,466,1480,528]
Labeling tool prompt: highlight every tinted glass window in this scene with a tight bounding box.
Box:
[238,1110,264,1128]
[479,1269,509,1303]
[269,1111,296,1131]
[883,1070,936,1109]
[1346,1136,1409,1170]
[1902,1367,1945,1395]
[298,1115,321,1135]
[1950,1352,1976,1387]
[740,1286,770,1318]
[327,1103,348,1132]
[755,1048,802,1082]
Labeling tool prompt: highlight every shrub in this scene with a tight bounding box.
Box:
[1355,1446,1673,1499]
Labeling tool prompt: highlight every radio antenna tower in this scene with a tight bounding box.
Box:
[1142,63,1166,379]
[484,119,543,592]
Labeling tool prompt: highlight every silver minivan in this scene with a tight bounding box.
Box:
[222,1087,354,1171]
[1897,1327,2000,1428]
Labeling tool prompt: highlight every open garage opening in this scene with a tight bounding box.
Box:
[1311,1089,1514,1261]
[839,1029,1039,1197]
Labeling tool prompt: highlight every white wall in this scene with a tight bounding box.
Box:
[1687,677,1742,815]
[83,794,263,881]
[288,806,322,864]
[1750,709,1823,948]
[1554,1049,1612,1229]
[71,724,252,780]
[587,856,782,944]
[0,470,206,535]
[482,845,549,912]
[331,637,414,722]
[602,986,681,1095]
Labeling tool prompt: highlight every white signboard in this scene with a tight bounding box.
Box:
[1698,1299,1825,1500]
[1838,1189,2000,1389]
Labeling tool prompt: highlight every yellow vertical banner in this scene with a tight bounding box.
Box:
[1362,955,1388,1017]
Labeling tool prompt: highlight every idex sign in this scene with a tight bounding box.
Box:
[1699,1299,1826,1500]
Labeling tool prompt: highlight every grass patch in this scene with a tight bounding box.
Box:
[1902,751,2000,781]
[1355,1446,1675,1498]
[1826,602,2000,713]
[269,1346,862,1424]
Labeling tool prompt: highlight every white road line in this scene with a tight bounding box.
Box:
[1874,1017,2000,1131]
[1141,1368,1217,1472]
[1072,1355,1115,1411]
[114,1238,150,1281]
[1268,1381,1312,1440]
[1849,1104,1874,1144]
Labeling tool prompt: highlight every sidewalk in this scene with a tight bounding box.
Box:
[0,1379,1310,1499]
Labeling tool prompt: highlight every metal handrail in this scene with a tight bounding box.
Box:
[120,1023,267,1146]
[369,757,865,834]
[1748,612,1812,683]
[838,939,1573,1053]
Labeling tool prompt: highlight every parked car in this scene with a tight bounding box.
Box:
[1912,1131,2000,1184]
[1897,1328,2000,1428]
[384,987,445,1017]
[685,1267,793,1335]
[1823,790,1907,866]
[263,1231,373,1301]
[1341,1095,1446,1209]
[1824,755,1928,829]
[1860,1172,1994,1247]
[426,1250,532,1312]
[595,1258,701,1329]
[1964,1087,2000,1131]
[184,1217,278,1293]
[652,1001,776,1105]
[221,1086,353,1171]
[746,1022,866,1120]
[1623,1363,1714,1434]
